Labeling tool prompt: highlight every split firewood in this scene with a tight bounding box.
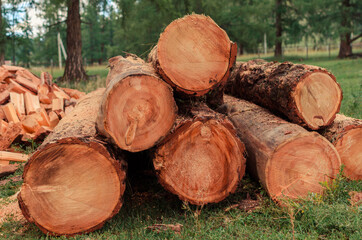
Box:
[0,89,10,105]
[0,164,19,178]
[21,114,40,133]
[0,120,8,134]
[0,151,28,162]
[40,72,52,85]
[64,98,77,107]
[14,75,38,93]
[38,84,52,104]
[18,88,127,236]
[320,114,362,180]
[154,103,246,205]
[24,92,41,115]
[0,108,5,120]
[226,60,343,130]
[48,111,59,129]
[2,103,20,123]
[0,70,13,82]
[218,95,341,202]
[1,65,24,72]
[61,88,85,99]
[40,103,52,111]
[97,55,177,152]
[52,98,64,112]
[0,122,22,150]
[16,69,41,85]
[10,92,25,116]
[52,84,70,100]
[8,79,35,95]
[149,14,237,96]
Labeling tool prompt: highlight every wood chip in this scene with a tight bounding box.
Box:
[146,223,183,234]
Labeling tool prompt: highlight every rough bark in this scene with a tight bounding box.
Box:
[320,114,362,180]
[338,0,352,58]
[62,0,88,82]
[154,102,246,205]
[97,55,177,152]
[226,60,342,130]
[18,89,127,236]
[274,0,283,57]
[149,14,237,96]
[218,95,341,202]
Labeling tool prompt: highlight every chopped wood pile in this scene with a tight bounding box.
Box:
[1,14,358,236]
[0,65,85,150]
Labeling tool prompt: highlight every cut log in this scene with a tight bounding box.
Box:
[154,103,245,205]
[2,103,20,123]
[320,114,362,180]
[97,55,177,152]
[218,95,341,201]
[10,92,25,116]
[149,14,237,96]
[226,60,343,130]
[18,88,127,236]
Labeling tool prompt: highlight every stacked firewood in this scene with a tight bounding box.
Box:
[0,65,85,150]
[11,14,361,237]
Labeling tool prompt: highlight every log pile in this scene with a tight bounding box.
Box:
[11,14,361,236]
[0,65,85,150]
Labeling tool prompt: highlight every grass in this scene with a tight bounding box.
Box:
[0,51,361,239]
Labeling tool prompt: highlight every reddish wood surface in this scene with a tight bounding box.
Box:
[320,114,362,180]
[154,103,246,205]
[18,89,127,236]
[149,14,237,96]
[97,55,177,152]
[226,60,343,130]
[219,95,341,202]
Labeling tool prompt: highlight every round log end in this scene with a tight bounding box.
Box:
[157,14,231,95]
[104,75,177,152]
[334,126,362,180]
[294,71,342,129]
[266,134,341,201]
[18,139,126,236]
[154,119,246,205]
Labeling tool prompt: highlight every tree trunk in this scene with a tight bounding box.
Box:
[338,33,352,58]
[62,0,88,82]
[0,0,5,66]
[338,0,352,58]
[320,114,362,180]
[18,89,127,236]
[225,60,342,130]
[218,95,341,202]
[274,0,282,57]
[96,55,177,152]
[148,14,237,96]
[154,102,246,205]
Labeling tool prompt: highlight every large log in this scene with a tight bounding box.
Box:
[226,60,343,130]
[218,95,341,202]
[154,103,246,205]
[18,89,127,236]
[97,55,177,152]
[320,114,362,180]
[149,14,237,96]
